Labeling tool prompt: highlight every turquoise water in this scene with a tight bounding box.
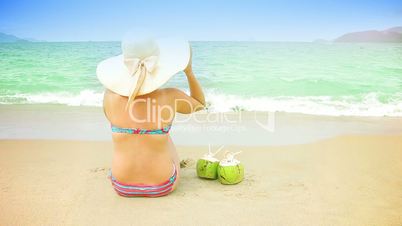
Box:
[0,42,401,116]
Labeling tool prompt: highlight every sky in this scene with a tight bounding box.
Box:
[0,0,401,41]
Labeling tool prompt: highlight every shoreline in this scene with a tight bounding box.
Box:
[1,104,402,145]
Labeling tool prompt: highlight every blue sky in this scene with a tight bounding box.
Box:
[0,0,401,41]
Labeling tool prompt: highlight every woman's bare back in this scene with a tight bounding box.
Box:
[104,88,179,185]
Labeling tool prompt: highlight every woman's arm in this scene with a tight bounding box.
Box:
[183,50,205,106]
[169,48,205,114]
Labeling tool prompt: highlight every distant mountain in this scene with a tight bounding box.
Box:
[335,27,402,43]
[386,26,402,33]
[0,32,30,42]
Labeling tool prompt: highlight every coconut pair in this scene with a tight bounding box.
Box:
[196,145,244,185]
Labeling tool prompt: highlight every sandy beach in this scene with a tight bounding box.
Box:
[1,134,402,225]
[1,105,402,225]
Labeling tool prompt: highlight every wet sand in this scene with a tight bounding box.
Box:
[1,104,402,145]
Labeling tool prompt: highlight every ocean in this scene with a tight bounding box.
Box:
[0,41,401,116]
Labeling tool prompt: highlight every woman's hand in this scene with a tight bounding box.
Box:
[177,46,205,111]
[183,47,193,74]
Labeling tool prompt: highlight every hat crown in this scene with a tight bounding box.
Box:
[122,38,160,60]
[97,37,190,97]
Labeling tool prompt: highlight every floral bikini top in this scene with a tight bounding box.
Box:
[111,124,171,135]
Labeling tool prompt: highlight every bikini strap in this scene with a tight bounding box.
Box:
[111,124,171,134]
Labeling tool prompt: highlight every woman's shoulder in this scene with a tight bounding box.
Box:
[104,89,124,99]
[105,88,184,98]
[156,87,181,94]
[148,88,187,102]
[156,88,187,98]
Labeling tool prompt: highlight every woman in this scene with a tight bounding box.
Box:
[96,37,205,197]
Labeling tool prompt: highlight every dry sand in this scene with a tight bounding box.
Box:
[1,135,401,225]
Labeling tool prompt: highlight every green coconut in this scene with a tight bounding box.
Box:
[196,145,224,180]
[196,159,219,179]
[217,151,244,185]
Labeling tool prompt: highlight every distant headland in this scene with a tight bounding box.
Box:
[0,32,27,42]
[334,26,402,43]
[0,32,43,42]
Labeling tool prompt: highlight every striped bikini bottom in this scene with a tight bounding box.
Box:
[109,164,177,197]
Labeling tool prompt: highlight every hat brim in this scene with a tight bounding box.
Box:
[96,38,190,96]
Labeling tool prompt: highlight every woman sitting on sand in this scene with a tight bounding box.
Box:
[96,37,205,197]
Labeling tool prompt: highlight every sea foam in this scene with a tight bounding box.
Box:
[1,89,402,117]
[1,90,104,107]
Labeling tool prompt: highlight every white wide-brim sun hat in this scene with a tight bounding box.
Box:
[96,37,190,97]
